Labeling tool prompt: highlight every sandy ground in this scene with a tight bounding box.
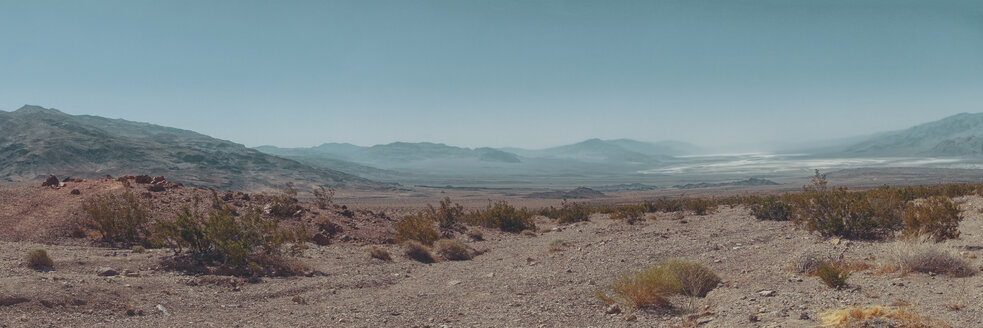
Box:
[3,181,983,327]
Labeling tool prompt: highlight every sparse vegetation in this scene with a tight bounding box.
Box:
[820,306,951,328]
[890,241,975,277]
[394,213,440,246]
[609,206,644,224]
[403,240,435,263]
[903,196,962,242]
[369,246,392,262]
[80,190,150,246]
[312,186,336,210]
[683,198,717,216]
[598,259,719,309]
[816,261,850,289]
[433,239,473,261]
[748,195,793,221]
[256,183,301,217]
[426,197,465,230]
[131,245,146,253]
[541,200,593,224]
[467,200,536,233]
[154,199,309,276]
[25,249,54,271]
[549,239,568,252]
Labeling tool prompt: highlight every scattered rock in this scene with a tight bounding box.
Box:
[291,295,307,305]
[696,316,714,325]
[147,184,166,192]
[800,312,810,320]
[748,314,759,322]
[485,273,495,278]
[605,304,621,314]
[758,290,776,297]
[133,175,152,184]
[447,280,461,286]
[340,235,352,242]
[156,304,169,316]
[70,189,80,195]
[624,314,637,322]
[96,267,119,277]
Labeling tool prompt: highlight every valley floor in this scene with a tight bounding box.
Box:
[4,197,983,327]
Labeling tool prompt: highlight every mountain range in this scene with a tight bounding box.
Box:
[0,105,378,191]
[839,112,983,157]
[2,104,982,191]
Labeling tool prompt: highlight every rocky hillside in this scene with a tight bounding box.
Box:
[0,105,381,191]
[842,112,983,157]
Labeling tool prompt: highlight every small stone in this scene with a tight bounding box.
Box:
[551,227,562,232]
[291,295,307,305]
[696,316,714,324]
[624,314,637,322]
[830,238,841,245]
[485,273,495,278]
[156,304,169,316]
[447,280,461,286]
[748,314,759,322]
[70,189,81,195]
[758,290,776,297]
[97,267,118,277]
[605,304,621,314]
[800,312,811,320]
[340,235,352,242]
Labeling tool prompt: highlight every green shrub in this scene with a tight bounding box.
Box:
[433,239,472,261]
[749,195,793,221]
[154,203,308,274]
[609,206,644,224]
[541,200,593,224]
[394,213,439,246]
[25,249,54,271]
[789,171,900,240]
[903,196,962,242]
[683,198,717,216]
[467,201,536,233]
[80,191,150,246]
[425,197,465,230]
[403,240,435,263]
[816,262,849,289]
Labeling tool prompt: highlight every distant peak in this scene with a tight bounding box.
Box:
[15,105,65,115]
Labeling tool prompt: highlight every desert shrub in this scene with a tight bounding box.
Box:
[789,171,901,240]
[394,213,439,246]
[425,197,465,230]
[368,246,392,262]
[903,196,962,242]
[80,190,150,246]
[154,203,308,274]
[467,201,536,233]
[599,259,719,309]
[683,198,717,216]
[433,239,473,261]
[644,198,684,213]
[891,242,975,277]
[609,206,644,224]
[816,262,850,289]
[820,306,951,328]
[255,183,301,217]
[312,186,335,210]
[466,230,484,241]
[131,245,146,253]
[661,259,721,297]
[793,251,838,275]
[749,195,793,221]
[25,249,54,271]
[541,200,594,224]
[403,240,435,263]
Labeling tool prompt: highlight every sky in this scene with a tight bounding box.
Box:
[1,0,982,150]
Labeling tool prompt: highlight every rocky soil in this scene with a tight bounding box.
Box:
[3,179,983,327]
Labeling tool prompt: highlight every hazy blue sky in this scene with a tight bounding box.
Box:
[2,0,981,150]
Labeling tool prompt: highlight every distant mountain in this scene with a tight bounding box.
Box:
[506,138,691,163]
[257,142,522,176]
[0,105,381,191]
[841,112,983,157]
